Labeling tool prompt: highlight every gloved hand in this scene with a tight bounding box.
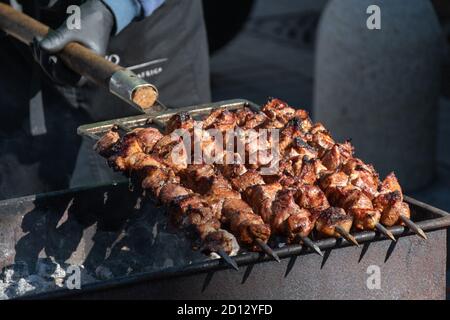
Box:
[33,0,115,86]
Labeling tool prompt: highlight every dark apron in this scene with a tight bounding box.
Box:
[0,0,211,199]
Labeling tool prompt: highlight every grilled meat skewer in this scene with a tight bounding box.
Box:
[96,129,241,269]
[179,165,278,260]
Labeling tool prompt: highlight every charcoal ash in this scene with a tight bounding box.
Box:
[0,259,95,300]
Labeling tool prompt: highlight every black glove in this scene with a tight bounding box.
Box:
[33,0,115,86]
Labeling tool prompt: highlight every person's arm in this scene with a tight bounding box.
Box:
[34,0,164,86]
[102,0,165,34]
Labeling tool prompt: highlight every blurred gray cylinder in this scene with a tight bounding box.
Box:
[313,0,443,191]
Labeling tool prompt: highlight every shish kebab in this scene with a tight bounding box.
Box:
[176,100,366,248]
[94,124,278,269]
[252,99,422,241]
[94,99,426,264]
[162,106,324,256]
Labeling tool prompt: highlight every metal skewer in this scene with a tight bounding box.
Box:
[255,238,281,263]
[335,225,360,247]
[375,222,396,242]
[300,236,324,256]
[217,249,239,271]
[400,216,427,240]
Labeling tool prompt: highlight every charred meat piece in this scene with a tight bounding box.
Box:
[340,188,379,230]
[293,157,327,185]
[285,209,314,242]
[221,198,271,249]
[130,128,164,152]
[320,171,350,190]
[347,167,379,200]
[321,141,354,171]
[219,163,248,179]
[202,229,240,256]
[372,173,410,226]
[158,183,192,205]
[235,108,268,129]
[309,130,335,156]
[271,189,314,240]
[180,164,216,194]
[141,166,180,198]
[203,108,237,132]
[244,183,283,224]
[107,127,164,171]
[316,207,353,238]
[261,159,294,185]
[378,172,403,200]
[94,128,120,157]
[380,200,410,227]
[230,170,265,192]
[171,194,220,228]
[261,98,296,127]
[279,121,309,155]
[286,137,318,160]
[295,185,330,214]
[166,112,195,134]
[152,135,189,172]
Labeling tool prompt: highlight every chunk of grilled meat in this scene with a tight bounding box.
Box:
[271,189,314,241]
[261,159,294,185]
[380,200,410,227]
[340,188,380,230]
[235,108,268,129]
[180,164,216,194]
[219,162,248,180]
[221,198,271,249]
[292,156,327,185]
[230,170,265,193]
[202,229,240,256]
[244,182,283,224]
[320,171,350,191]
[309,126,335,157]
[295,185,330,214]
[165,112,195,134]
[158,183,192,205]
[171,194,220,228]
[261,98,296,128]
[343,158,379,200]
[285,137,318,160]
[107,127,164,171]
[171,197,240,256]
[278,112,313,153]
[94,128,120,157]
[321,141,354,171]
[203,108,237,132]
[141,165,180,198]
[373,172,410,227]
[151,134,189,172]
[316,207,354,238]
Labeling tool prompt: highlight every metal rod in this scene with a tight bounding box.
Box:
[255,238,281,263]
[217,249,239,271]
[400,216,427,240]
[375,223,396,242]
[300,236,324,256]
[335,226,360,247]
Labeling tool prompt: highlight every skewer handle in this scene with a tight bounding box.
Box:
[0,3,158,111]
